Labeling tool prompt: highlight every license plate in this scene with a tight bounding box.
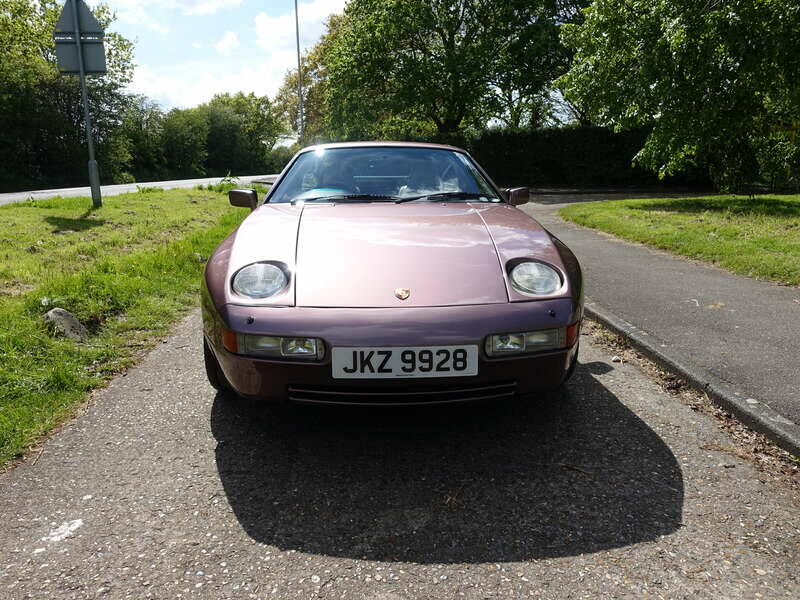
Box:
[331,345,478,379]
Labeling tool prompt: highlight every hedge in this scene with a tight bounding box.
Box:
[467,126,711,188]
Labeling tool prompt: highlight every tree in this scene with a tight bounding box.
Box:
[119,96,167,182]
[323,0,587,140]
[559,0,800,190]
[325,0,500,139]
[0,0,135,190]
[162,108,209,178]
[202,92,285,174]
[483,1,588,130]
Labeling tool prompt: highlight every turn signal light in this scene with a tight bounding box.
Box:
[566,321,581,348]
[222,329,238,353]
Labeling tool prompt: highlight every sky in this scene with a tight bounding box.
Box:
[101,0,347,110]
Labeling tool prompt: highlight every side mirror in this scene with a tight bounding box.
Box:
[229,188,258,210]
[507,187,530,206]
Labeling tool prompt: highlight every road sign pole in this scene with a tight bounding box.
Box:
[70,0,101,208]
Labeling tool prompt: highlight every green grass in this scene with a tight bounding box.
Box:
[560,195,800,286]
[0,189,247,465]
[195,182,271,195]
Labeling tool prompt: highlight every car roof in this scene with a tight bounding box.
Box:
[298,141,468,154]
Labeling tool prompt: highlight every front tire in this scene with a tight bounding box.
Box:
[541,344,579,403]
[563,343,579,384]
[204,338,234,395]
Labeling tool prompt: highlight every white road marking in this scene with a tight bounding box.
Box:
[42,519,83,542]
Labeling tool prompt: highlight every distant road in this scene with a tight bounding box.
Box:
[0,175,279,207]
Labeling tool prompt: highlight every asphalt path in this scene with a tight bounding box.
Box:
[0,175,278,207]
[523,193,800,431]
[1,311,798,598]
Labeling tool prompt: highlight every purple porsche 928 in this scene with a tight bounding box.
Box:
[201,142,583,405]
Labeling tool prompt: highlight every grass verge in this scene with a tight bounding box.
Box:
[560,195,800,285]
[0,189,247,466]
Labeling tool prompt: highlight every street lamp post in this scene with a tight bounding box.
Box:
[294,0,304,141]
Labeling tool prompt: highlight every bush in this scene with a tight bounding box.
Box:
[264,145,297,174]
[116,172,136,184]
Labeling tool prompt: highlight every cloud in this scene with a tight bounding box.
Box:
[130,62,284,109]
[254,0,347,55]
[177,0,243,16]
[147,23,171,34]
[122,0,349,109]
[214,31,240,54]
[111,0,242,21]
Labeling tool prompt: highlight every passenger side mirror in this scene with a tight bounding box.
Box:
[229,188,258,210]
[506,187,530,206]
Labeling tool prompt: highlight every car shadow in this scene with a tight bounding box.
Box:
[211,363,683,563]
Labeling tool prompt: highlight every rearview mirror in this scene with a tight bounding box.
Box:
[506,187,530,206]
[229,188,258,210]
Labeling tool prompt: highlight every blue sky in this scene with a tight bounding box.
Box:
[101,0,347,109]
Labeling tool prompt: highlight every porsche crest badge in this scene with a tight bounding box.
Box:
[395,287,410,300]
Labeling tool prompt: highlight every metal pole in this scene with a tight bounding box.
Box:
[70,0,101,207]
[294,0,304,141]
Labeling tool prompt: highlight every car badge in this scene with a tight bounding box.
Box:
[395,287,410,300]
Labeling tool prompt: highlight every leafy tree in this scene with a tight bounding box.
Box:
[559,0,800,190]
[202,92,284,173]
[325,0,500,139]
[324,0,586,140]
[0,0,134,190]
[162,108,209,178]
[483,1,589,130]
[202,102,246,175]
[119,95,167,181]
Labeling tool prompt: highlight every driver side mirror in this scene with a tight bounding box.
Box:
[503,187,530,206]
[229,188,258,210]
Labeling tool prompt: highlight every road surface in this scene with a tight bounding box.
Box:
[522,192,800,439]
[1,311,797,598]
[0,175,278,207]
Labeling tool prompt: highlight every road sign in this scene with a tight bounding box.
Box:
[52,0,105,207]
[54,0,106,74]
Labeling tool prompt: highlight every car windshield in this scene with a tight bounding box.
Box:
[268,147,501,204]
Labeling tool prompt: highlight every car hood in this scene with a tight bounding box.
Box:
[224,202,566,308]
[295,202,509,308]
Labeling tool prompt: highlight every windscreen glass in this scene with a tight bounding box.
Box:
[269,147,500,203]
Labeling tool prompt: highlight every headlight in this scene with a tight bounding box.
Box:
[232,262,288,298]
[509,261,562,296]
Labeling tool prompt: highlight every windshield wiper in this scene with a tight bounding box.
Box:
[293,194,400,204]
[394,192,495,203]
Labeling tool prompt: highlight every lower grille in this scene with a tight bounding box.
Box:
[287,381,517,405]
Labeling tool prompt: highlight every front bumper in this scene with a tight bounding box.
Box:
[203,296,582,403]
